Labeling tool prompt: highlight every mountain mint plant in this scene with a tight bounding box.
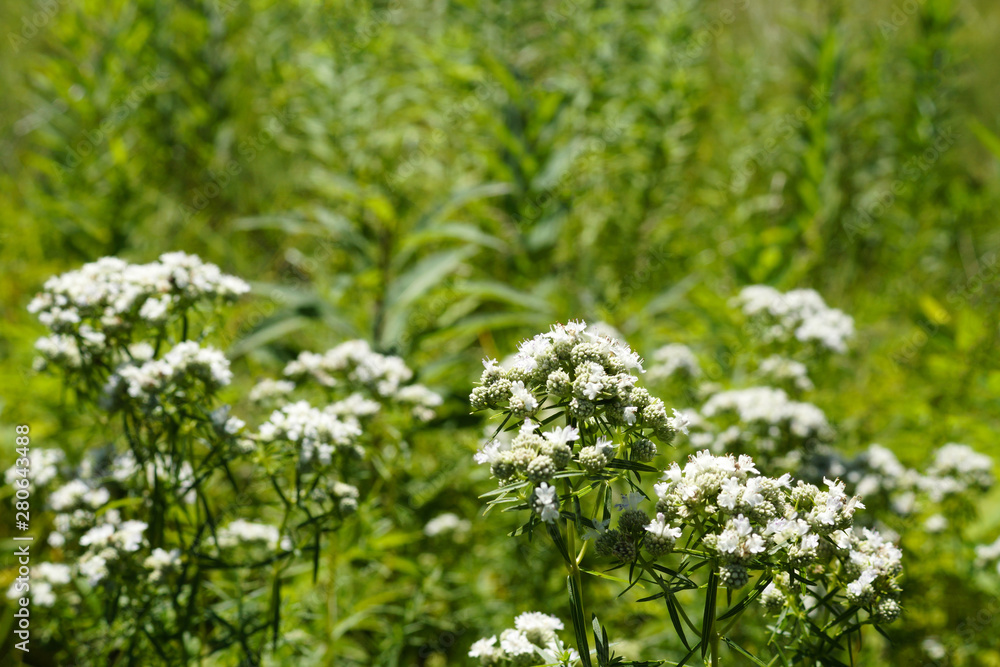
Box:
[470,321,902,666]
[13,254,441,665]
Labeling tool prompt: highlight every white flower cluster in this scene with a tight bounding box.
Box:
[841,527,904,621]
[470,321,657,426]
[424,512,471,537]
[330,481,361,514]
[757,355,814,392]
[924,443,994,499]
[393,383,444,421]
[630,451,902,620]
[28,253,249,371]
[4,447,64,487]
[700,386,831,444]
[249,378,297,404]
[844,443,994,521]
[472,319,683,439]
[285,340,441,412]
[974,536,1000,575]
[325,393,382,418]
[48,478,110,512]
[474,420,578,489]
[33,328,106,370]
[282,340,442,420]
[41,448,198,553]
[144,548,182,582]
[77,516,150,585]
[256,400,363,465]
[216,519,286,551]
[735,286,854,354]
[6,562,72,607]
[469,612,579,666]
[104,341,233,410]
[647,343,702,382]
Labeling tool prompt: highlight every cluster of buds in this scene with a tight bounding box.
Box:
[470,321,685,440]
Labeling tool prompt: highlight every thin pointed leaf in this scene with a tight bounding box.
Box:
[568,575,593,667]
[721,636,769,666]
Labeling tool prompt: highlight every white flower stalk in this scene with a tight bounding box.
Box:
[255,400,363,465]
[471,321,684,534]
[424,513,471,537]
[144,548,182,582]
[974,536,1000,575]
[4,448,64,487]
[104,341,233,411]
[757,355,814,391]
[701,387,831,441]
[734,285,854,353]
[647,343,702,381]
[282,340,442,419]
[28,253,249,373]
[216,519,283,551]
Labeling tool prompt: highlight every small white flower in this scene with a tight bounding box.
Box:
[668,408,690,435]
[534,482,560,523]
[509,380,539,413]
[544,425,580,447]
[468,635,498,659]
[424,513,471,537]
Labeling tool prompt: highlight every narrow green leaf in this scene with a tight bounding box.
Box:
[675,640,702,667]
[717,575,772,621]
[701,570,718,659]
[547,521,571,564]
[606,459,658,473]
[568,575,593,667]
[721,636,769,666]
[666,594,691,650]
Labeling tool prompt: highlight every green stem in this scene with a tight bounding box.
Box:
[709,563,720,667]
[563,478,591,667]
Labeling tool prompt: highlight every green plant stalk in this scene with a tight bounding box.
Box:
[708,563,720,667]
[563,477,592,667]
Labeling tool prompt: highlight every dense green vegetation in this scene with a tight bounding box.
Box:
[2,0,999,665]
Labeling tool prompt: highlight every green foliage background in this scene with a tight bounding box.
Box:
[1,0,999,664]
